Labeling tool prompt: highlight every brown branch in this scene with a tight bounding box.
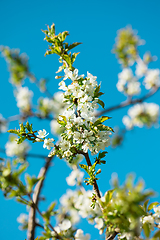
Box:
[77,150,103,212]
[28,193,62,240]
[83,152,101,199]
[106,231,118,240]
[96,87,159,117]
[27,155,55,240]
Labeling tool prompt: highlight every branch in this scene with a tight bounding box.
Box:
[28,193,62,239]
[0,148,47,159]
[106,231,119,240]
[77,150,103,212]
[96,87,159,117]
[27,155,55,240]
[3,112,53,123]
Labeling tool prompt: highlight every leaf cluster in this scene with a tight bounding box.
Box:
[1,46,29,85]
[8,122,37,144]
[113,26,141,67]
[42,23,82,70]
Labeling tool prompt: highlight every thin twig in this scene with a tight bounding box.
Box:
[77,150,103,212]
[0,148,47,159]
[28,193,63,239]
[96,87,159,117]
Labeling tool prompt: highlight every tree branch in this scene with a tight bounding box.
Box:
[27,155,55,240]
[106,231,118,240]
[96,87,159,117]
[77,150,104,212]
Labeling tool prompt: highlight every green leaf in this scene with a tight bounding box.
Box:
[105,190,114,205]
[153,230,160,238]
[93,116,111,126]
[50,23,55,35]
[59,115,67,123]
[71,52,80,63]
[16,197,30,205]
[79,164,89,173]
[97,99,105,109]
[61,31,69,41]
[143,222,150,238]
[148,202,159,211]
[62,54,72,67]
[67,42,82,51]
[98,151,108,159]
[143,199,149,212]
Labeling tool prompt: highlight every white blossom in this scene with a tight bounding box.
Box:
[50,120,62,135]
[144,69,160,89]
[5,138,29,157]
[15,87,33,111]
[43,138,54,150]
[17,213,28,224]
[135,58,148,78]
[94,217,104,234]
[119,232,133,240]
[142,215,154,225]
[75,229,90,240]
[118,68,133,81]
[122,116,133,130]
[59,219,71,230]
[59,140,71,151]
[66,169,84,186]
[123,103,159,129]
[36,129,49,139]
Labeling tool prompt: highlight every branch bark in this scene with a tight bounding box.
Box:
[27,155,55,240]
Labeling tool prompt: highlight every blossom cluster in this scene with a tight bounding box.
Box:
[5,136,29,159]
[117,68,140,96]
[123,102,159,129]
[120,205,160,240]
[142,205,160,227]
[59,188,103,232]
[48,68,113,161]
[14,86,33,112]
[117,58,160,97]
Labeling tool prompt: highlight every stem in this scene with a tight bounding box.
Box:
[0,148,47,159]
[106,231,119,240]
[96,87,159,117]
[83,152,101,199]
[27,155,55,240]
[28,194,63,239]
[78,150,103,212]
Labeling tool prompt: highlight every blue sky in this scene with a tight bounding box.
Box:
[0,0,160,239]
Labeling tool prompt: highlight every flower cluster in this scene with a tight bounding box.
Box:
[50,68,113,161]
[123,103,159,129]
[117,68,140,96]
[142,205,160,227]
[5,136,29,159]
[14,87,33,112]
[59,188,102,228]
[117,57,160,97]
[38,91,68,118]
[66,168,84,186]
[36,129,54,150]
